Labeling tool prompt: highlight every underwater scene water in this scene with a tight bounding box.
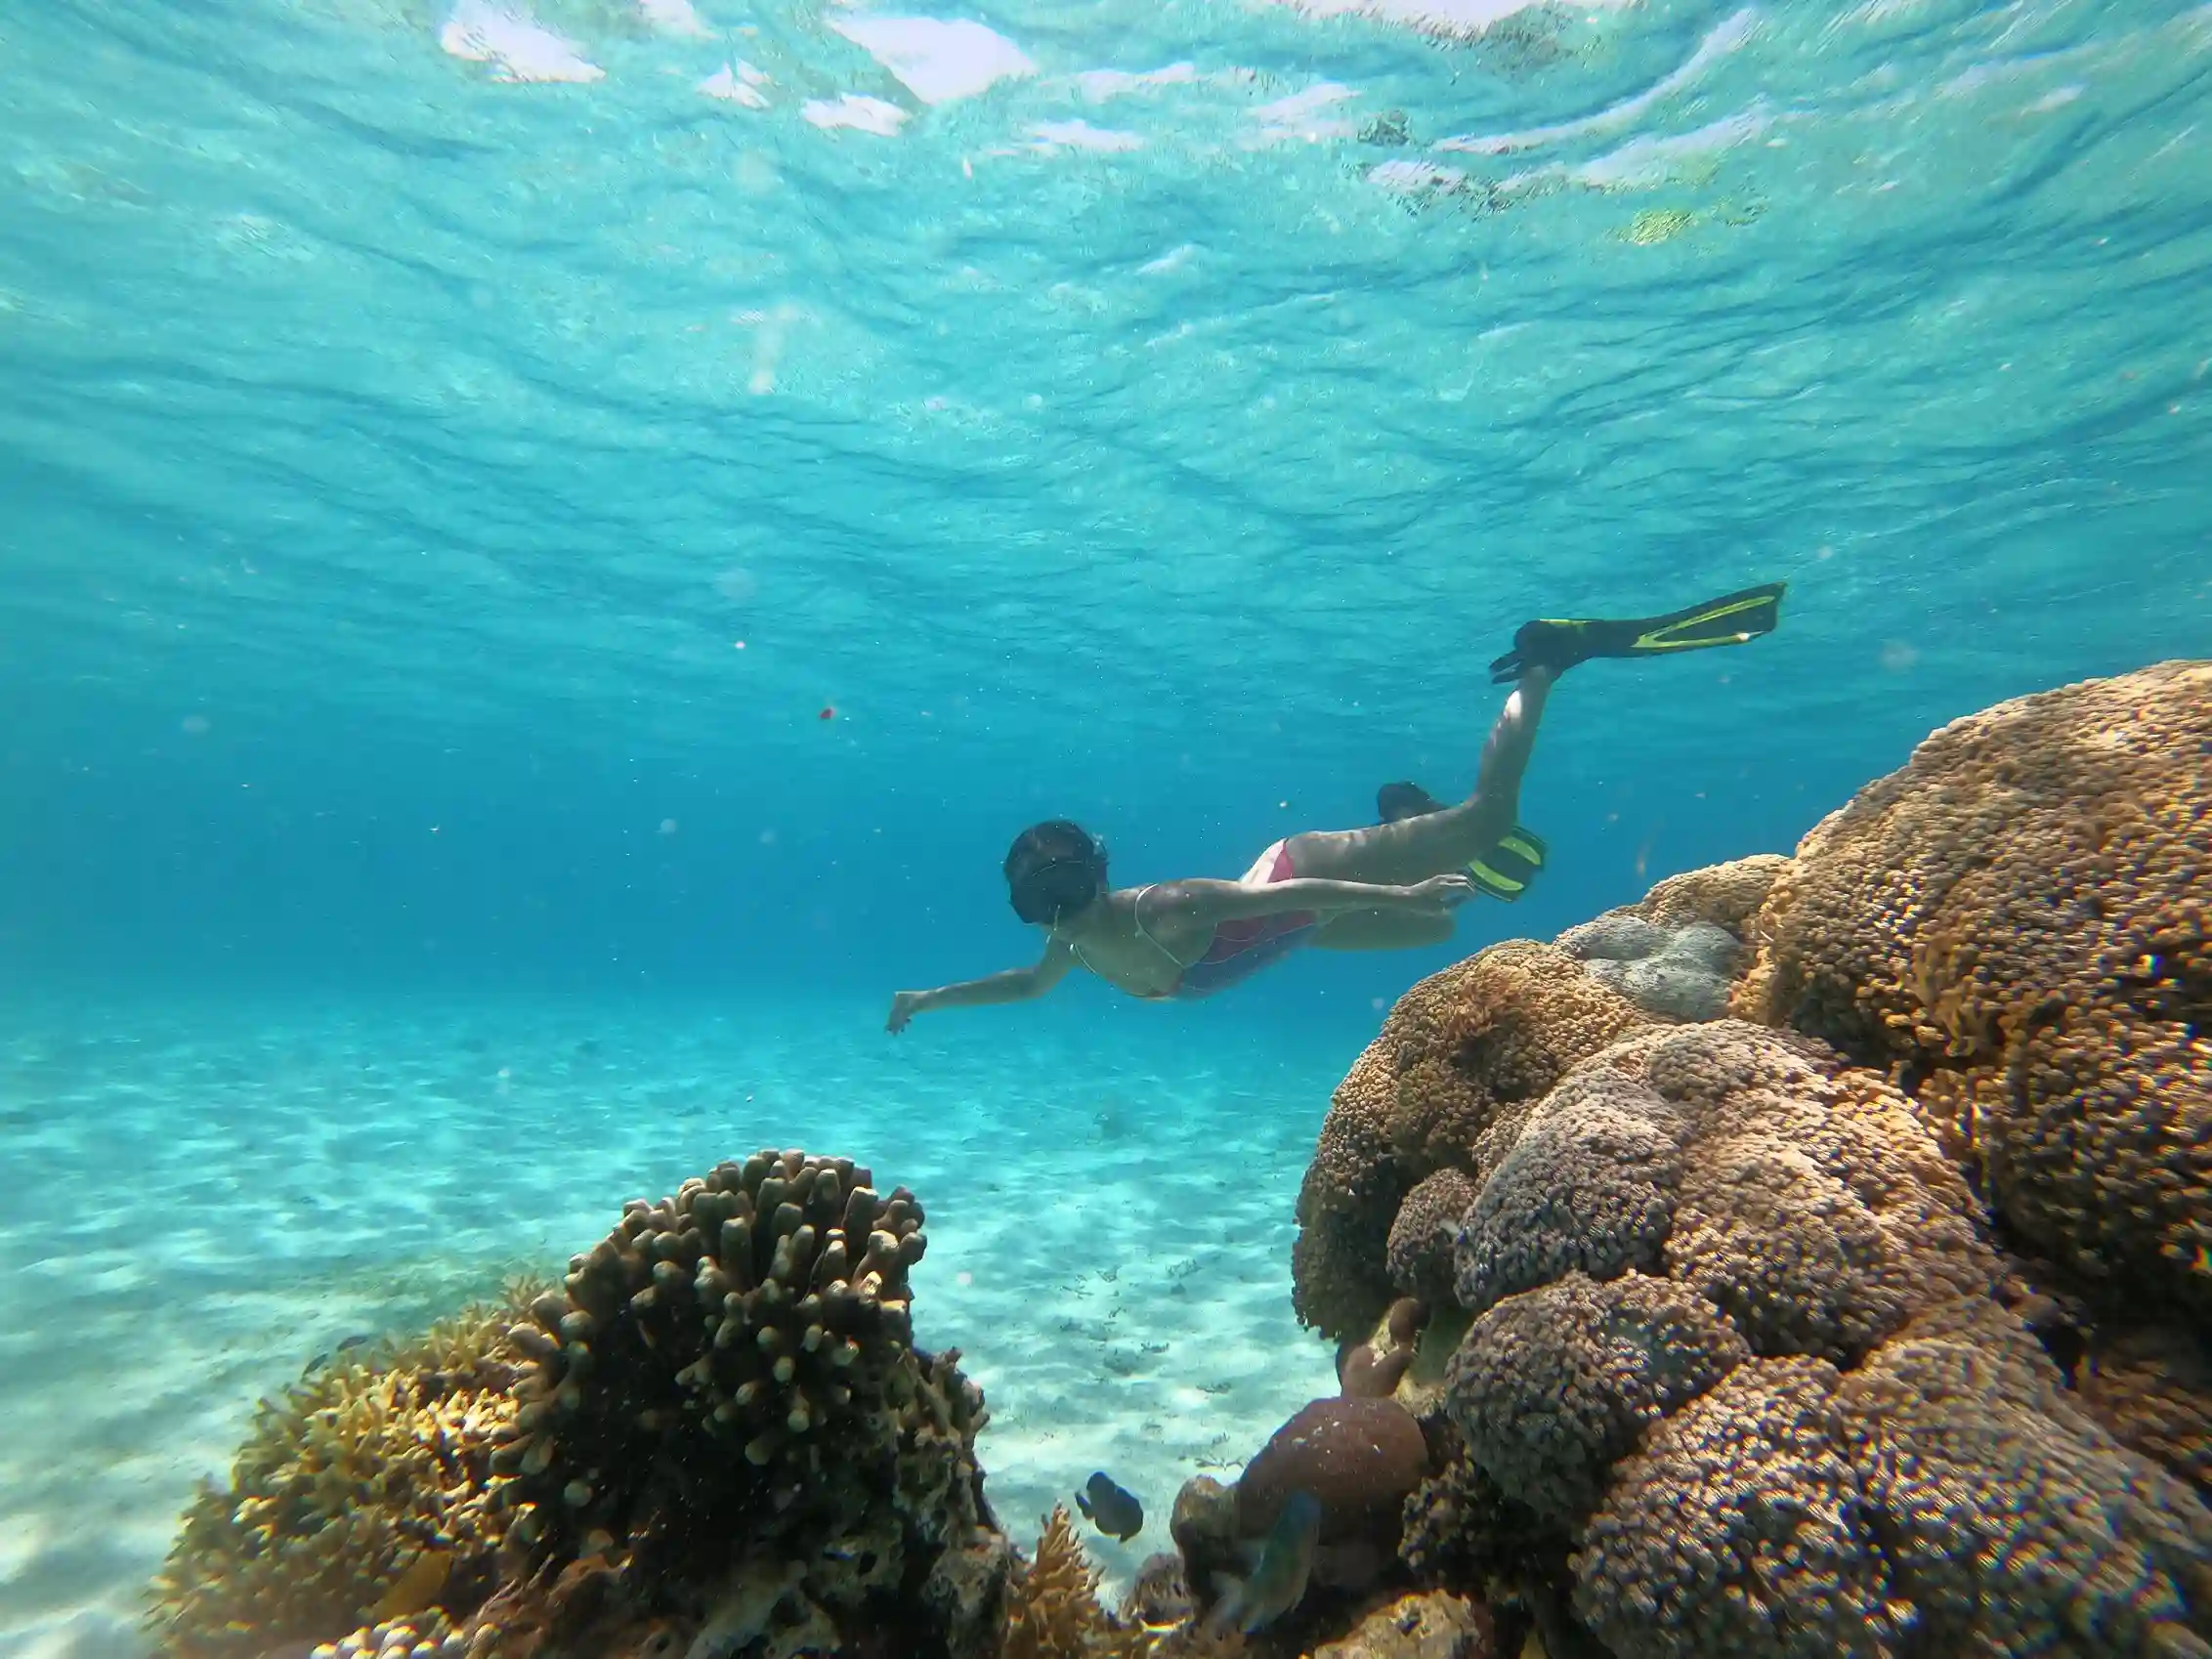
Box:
[3,0,2210,1654]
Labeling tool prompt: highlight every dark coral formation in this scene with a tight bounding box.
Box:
[152,1152,1012,1659]
[150,1298,529,1659]
[1739,661,2211,1327]
[1236,1398,1429,1551]
[1293,942,1654,1340]
[482,1148,1008,1659]
[1423,1021,2212,1656]
[2081,1324,2212,1499]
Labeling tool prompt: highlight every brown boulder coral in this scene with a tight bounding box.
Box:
[1431,1021,2212,1657]
[1738,660,2211,1325]
[480,1148,1010,1659]
[149,1296,529,1659]
[1293,942,1653,1340]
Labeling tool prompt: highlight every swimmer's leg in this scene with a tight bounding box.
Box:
[1309,909,1457,952]
[1283,667,1552,888]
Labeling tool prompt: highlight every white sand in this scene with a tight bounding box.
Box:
[0,995,1353,1658]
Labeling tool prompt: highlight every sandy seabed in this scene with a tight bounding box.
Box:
[0,993,1354,1659]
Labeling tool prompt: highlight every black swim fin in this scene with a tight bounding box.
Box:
[1376,784,1547,903]
[1488,580,1786,685]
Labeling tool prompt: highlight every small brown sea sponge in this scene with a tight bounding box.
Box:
[150,1298,529,1659]
[1739,660,2212,1320]
[1835,1297,2212,1658]
[1236,1397,1429,1550]
[493,1147,927,1563]
[1571,1357,1907,1659]
[1294,942,1653,1339]
[1444,1271,1749,1531]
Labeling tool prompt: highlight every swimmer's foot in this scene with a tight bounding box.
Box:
[1376,782,1447,824]
[1487,580,1787,684]
[1376,783,1548,903]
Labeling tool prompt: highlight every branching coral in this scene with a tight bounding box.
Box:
[998,1507,1153,1659]
[1738,661,2212,1324]
[150,1294,531,1659]
[1294,942,1653,1340]
[484,1148,1008,1658]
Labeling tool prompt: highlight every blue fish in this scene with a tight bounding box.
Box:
[1075,1471,1144,1542]
[1209,1489,1322,1635]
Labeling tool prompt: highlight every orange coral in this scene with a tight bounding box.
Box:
[149,1296,530,1659]
[999,1508,1150,1659]
[1740,661,2211,1324]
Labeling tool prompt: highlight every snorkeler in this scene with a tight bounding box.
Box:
[884,583,1784,1031]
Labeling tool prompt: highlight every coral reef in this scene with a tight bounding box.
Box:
[149,1296,530,1659]
[480,1148,1009,1659]
[1293,942,1655,1340]
[1738,662,2211,1327]
[1236,1398,1429,1552]
[999,1506,1150,1659]
[151,1151,1014,1659]
[1309,1591,1495,1659]
[1431,1021,2212,1656]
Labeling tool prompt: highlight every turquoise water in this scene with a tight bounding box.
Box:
[2,0,2210,1651]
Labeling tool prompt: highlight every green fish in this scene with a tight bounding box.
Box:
[1209,1489,1322,1636]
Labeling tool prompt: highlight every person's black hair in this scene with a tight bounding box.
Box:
[1004,820,1108,925]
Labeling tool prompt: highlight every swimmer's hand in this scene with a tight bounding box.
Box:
[1400,872,1478,910]
[886,991,927,1034]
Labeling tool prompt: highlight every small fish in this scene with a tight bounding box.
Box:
[370,1547,451,1621]
[1074,1472,1144,1542]
[1209,1490,1322,1636]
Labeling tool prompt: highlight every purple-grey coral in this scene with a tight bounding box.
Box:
[1294,942,1653,1340]
[1428,1022,2212,1656]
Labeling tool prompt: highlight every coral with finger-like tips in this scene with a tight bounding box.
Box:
[1737,661,2212,1326]
[149,1296,531,1659]
[2081,1325,2212,1499]
[494,1148,929,1563]
[481,1149,1009,1659]
[1629,853,1790,936]
[1384,1170,1476,1308]
[1294,942,1654,1339]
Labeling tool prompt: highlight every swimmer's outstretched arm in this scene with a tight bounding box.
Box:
[887,937,1076,1033]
